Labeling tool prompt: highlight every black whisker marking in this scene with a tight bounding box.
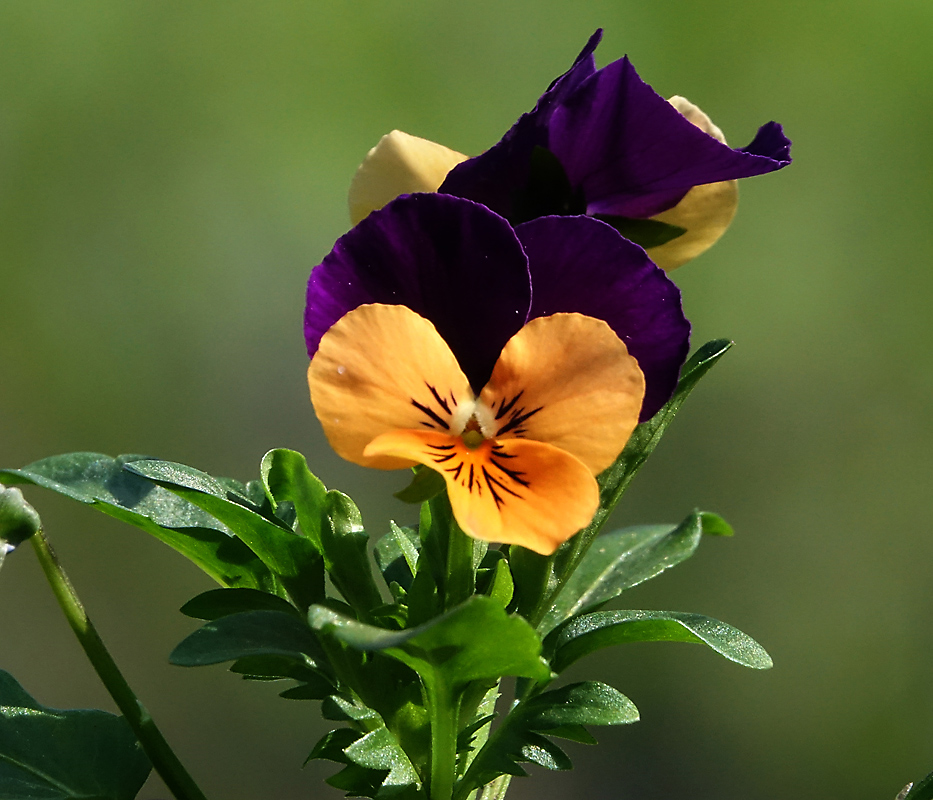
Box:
[411,398,450,430]
[426,383,451,414]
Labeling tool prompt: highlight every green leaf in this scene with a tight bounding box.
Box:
[904,769,933,800]
[0,669,150,800]
[540,511,710,634]
[126,459,324,609]
[374,522,421,593]
[393,466,446,504]
[344,727,422,794]
[180,587,300,620]
[594,214,687,248]
[309,596,549,688]
[308,712,421,798]
[455,681,637,796]
[0,453,279,593]
[596,340,733,526]
[322,490,384,614]
[476,553,514,609]
[170,609,329,675]
[260,448,327,551]
[549,610,773,673]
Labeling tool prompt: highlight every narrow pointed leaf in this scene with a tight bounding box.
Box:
[550,610,773,672]
[0,670,151,800]
[260,448,327,551]
[170,609,328,673]
[126,459,324,609]
[374,523,420,593]
[0,453,279,593]
[322,490,383,613]
[596,339,733,520]
[540,510,708,634]
[309,596,550,688]
[180,587,300,620]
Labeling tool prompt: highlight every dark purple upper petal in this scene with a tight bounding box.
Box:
[304,193,532,392]
[441,32,791,223]
[438,30,603,219]
[551,56,792,218]
[516,215,690,420]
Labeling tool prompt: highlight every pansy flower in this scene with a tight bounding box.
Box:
[349,30,791,270]
[305,193,689,554]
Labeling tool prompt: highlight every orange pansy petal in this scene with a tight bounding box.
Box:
[365,430,599,556]
[478,313,645,475]
[308,304,473,469]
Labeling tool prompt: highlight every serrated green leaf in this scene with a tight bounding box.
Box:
[0,669,151,800]
[180,587,300,620]
[344,727,421,792]
[454,680,636,797]
[309,596,549,687]
[374,523,420,593]
[126,459,324,609]
[393,466,446,504]
[170,609,329,675]
[0,453,280,593]
[550,610,773,672]
[540,511,708,634]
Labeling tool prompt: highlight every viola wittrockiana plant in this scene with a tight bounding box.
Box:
[11,29,891,800]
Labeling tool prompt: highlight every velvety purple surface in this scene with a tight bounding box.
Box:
[517,215,690,420]
[306,195,690,419]
[304,193,532,392]
[440,31,792,223]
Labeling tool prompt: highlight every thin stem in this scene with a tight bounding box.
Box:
[427,679,457,800]
[31,528,209,800]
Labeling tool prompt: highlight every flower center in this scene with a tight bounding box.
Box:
[461,417,485,449]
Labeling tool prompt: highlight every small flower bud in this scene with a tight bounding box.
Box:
[0,483,41,553]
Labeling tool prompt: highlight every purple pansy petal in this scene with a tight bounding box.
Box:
[516,215,690,420]
[740,120,792,162]
[442,32,791,225]
[438,31,603,218]
[550,56,792,219]
[304,193,532,392]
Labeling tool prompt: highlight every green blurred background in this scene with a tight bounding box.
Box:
[2,2,931,798]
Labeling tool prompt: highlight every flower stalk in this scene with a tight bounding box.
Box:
[30,527,209,800]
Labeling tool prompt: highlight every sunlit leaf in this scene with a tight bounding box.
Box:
[455,681,637,796]
[540,510,710,634]
[126,459,324,609]
[549,610,773,672]
[374,522,420,593]
[309,596,549,688]
[0,453,279,593]
[0,669,150,800]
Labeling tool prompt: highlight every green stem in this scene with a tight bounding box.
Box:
[31,529,209,800]
[428,680,457,800]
